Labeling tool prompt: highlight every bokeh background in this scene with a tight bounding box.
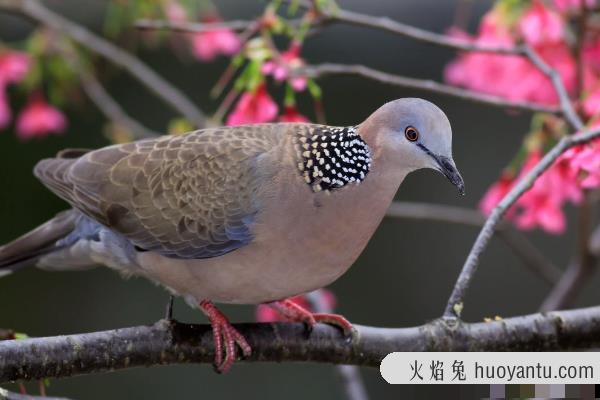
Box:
[1,0,598,399]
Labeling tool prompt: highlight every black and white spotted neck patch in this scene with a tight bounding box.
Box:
[294,126,372,192]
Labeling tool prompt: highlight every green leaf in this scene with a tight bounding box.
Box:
[284,83,296,106]
[13,332,28,340]
[307,79,322,100]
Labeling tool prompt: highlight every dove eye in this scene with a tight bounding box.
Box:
[405,126,419,142]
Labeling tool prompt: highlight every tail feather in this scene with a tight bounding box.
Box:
[0,209,79,275]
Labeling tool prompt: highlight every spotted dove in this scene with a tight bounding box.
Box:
[0,98,464,372]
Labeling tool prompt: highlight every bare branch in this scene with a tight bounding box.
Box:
[0,0,206,128]
[540,204,600,312]
[312,5,525,54]
[540,261,592,311]
[302,7,583,130]
[540,10,595,311]
[385,202,561,285]
[495,229,562,285]
[79,73,161,139]
[3,305,600,382]
[445,127,600,318]
[522,46,585,131]
[303,63,560,115]
[135,19,256,33]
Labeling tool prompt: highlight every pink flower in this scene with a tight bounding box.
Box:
[0,51,30,85]
[565,139,600,188]
[16,94,67,140]
[479,173,515,216]
[191,17,241,62]
[226,84,278,126]
[444,8,576,105]
[550,150,584,203]
[514,151,568,234]
[518,1,564,46]
[279,106,309,123]
[553,0,596,12]
[255,290,337,322]
[262,42,307,91]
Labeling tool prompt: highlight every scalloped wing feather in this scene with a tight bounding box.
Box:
[34,125,283,259]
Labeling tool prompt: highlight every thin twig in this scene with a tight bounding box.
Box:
[135,19,256,33]
[0,0,206,128]
[80,73,161,139]
[303,63,560,115]
[540,7,596,312]
[540,201,599,312]
[3,305,600,382]
[301,5,583,130]
[444,127,600,318]
[50,29,161,140]
[313,6,525,54]
[385,202,561,285]
[495,230,562,285]
[522,46,584,131]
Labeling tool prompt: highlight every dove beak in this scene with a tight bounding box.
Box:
[417,143,465,195]
[435,155,465,196]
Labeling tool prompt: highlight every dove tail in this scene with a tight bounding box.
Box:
[0,209,80,277]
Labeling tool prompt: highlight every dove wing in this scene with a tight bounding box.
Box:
[34,125,283,259]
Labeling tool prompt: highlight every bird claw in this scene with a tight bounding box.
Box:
[199,300,252,374]
[312,313,357,341]
[269,299,357,341]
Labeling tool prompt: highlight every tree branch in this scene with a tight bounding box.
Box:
[0,0,206,128]
[135,19,256,33]
[522,46,584,131]
[3,305,600,382]
[540,216,600,312]
[303,63,560,115]
[79,73,161,139]
[306,3,524,54]
[445,127,600,318]
[303,5,583,130]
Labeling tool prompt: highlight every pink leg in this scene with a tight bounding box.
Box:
[268,299,356,337]
[198,300,252,373]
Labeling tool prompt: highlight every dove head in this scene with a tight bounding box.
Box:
[359,98,465,195]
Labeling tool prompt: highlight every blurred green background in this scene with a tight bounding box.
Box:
[1,0,598,399]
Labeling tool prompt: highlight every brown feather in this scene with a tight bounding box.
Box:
[33,125,287,259]
[0,209,79,270]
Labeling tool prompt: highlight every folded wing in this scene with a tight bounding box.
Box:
[34,126,280,259]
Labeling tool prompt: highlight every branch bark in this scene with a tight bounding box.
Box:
[79,73,161,139]
[445,127,600,318]
[135,19,256,33]
[303,63,560,115]
[3,305,600,382]
[0,0,206,128]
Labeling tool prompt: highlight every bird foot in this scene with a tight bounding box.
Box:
[198,300,252,373]
[269,299,356,339]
